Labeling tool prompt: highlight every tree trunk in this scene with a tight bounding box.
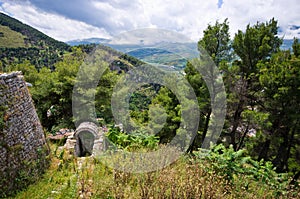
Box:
[202,110,212,142]
[290,171,300,186]
[237,122,249,151]
[258,139,270,161]
[229,101,243,151]
[284,120,299,172]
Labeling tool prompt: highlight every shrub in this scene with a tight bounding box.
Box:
[105,126,159,151]
[193,144,292,197]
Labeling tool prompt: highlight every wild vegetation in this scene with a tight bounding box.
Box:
[8,143,299,199]
[0,14,300,198]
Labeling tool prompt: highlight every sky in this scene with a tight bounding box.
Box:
[0,0,299,42]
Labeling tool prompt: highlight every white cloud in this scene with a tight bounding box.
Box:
[219,0,300,39]
[0,0,299,42]
[0,1,111,41]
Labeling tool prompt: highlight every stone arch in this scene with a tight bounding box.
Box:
[74,122,99,157]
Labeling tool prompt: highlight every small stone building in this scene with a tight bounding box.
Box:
[0,71,49,197]
[74,122,105,157]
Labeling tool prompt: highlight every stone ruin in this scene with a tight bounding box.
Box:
[74,122,105,157]
[56,122,106,158]
[0,71,106,197]
[0,71,49,197]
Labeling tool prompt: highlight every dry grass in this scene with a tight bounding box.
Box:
[9,143,300,199]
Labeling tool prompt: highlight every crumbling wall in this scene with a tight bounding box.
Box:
[0,71,49,197]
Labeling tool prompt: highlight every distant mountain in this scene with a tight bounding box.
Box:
[67,38,111,46]
[127,48,172,59]
[66,36,295,70]
[0,12,69,50]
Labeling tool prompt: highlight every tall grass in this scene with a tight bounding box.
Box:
[10,143,300,199]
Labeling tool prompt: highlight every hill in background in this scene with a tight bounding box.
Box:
[0,12,70,71]
[0,13,144,73]
[67,37,295,70]
[0,25,26,48]
[0,12,68,50]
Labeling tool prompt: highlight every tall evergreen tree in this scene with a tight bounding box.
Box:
[254,48,300,173]
[186,19,231,151]
[227,18,282,150]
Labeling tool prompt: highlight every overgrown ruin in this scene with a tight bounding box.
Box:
[74,121,105,157]
[0,71,49,197]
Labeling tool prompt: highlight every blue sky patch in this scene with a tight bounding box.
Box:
[218,0,223,8]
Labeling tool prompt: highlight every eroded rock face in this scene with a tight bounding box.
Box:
[0,71,49,197]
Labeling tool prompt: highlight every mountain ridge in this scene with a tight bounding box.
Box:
[0,12,69,50]
[0,12,70,70]
[67,37,295,70]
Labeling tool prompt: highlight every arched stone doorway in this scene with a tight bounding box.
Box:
[75,122,99,157]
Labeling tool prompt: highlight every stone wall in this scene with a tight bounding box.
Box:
[0,71,49,197]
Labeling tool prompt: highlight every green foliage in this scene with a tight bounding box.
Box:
[105,126,159,151]
[198,18,232,65]
[0,46,64,71]
[0,13,70,70]
[184,19,231,151]
[95,69,119,123]
[255,48,300,172]
[148,103,168,134]
[9,145,77,199]
[150,86,181,143]
[2,43,143,131]
[184,61,211,149]
[30,50,81,130]
[11,143,300,199]
[128,84,159,126]
[218,18,285,153]
[233,18,282,75]
[1,47,83,131]
[2,15,300,198]
[194,144,291,196]
[292,38,300,57]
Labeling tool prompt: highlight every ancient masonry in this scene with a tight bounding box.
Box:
[0,71,49,197]
[64,121,105,157]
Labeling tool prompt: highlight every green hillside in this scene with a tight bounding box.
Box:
[0,25,26,48]
[127,48,187,70]
[0,12,71,71]
[0,12,68,49]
